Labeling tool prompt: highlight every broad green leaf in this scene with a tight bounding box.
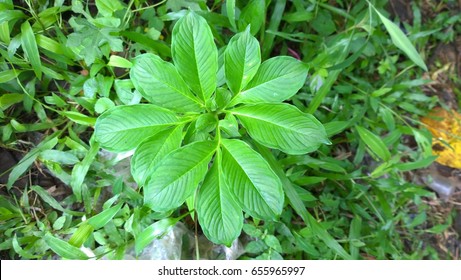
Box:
[95,0,123,17]
[87,203,123,230]
[225,27,261,94]
[144,141,216,212]
[356,126,391,161]
[131,125,183,186]
[7,136,58,188]
[44,233,89,260]
[20,21,42,79]
[94,104,178,152]
[197,153,243,246]
[374,7,427,71]
[232,103,329,154]
[221,139,283,219]
[231,56,308,105]
[172,12,218,101]
[238,0,265,35]
[131,53,202,112]
[135,218,178,255]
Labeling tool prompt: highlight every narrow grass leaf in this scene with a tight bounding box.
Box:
[20,21,42,79]
[44,233,89,260]
[374,7,427,71]
[356,126,391,161]
[254,143,353,259]
[0,69,22,83]
[87,203,123,230]
[7,136,58,188]
[70,138,99,201]
[31,185,82,216]
[68,223,94,247]
[226,0,237,30]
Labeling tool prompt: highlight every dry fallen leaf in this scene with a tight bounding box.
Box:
[421,107,461,168]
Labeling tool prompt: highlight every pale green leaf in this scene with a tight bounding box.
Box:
[61,111,96,126]
[108,55,132,68]
[221,139,283,219]
[226,0,237,30]
[238,0,265,35]
[135,218,178,255]
[30,185,74,214]
[130,53,202,112]
[356,126,391,161]
[197,153,243,246]
[231,103,329,154]
[94,97,115,114]
[87,203,123,230]
[13,234,36,259]
[144,141,216,212]
[44,233,89,260]
[20,21,42,79]
[0,93,23,110]
[374,7,427,71]
[131,125,183,186]
[95,0,123,17]
[70,138,99,201]
[231,56,308,105]
[68,223,94,247]
[225,27,261,94]
[0,70,22,83]
[171,12,218,101]
[35,34,66,55]
[39,150,79,165]
[94,104,178,152]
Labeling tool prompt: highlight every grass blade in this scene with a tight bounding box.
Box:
[20,21,42,79]
[373,6,427,71]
